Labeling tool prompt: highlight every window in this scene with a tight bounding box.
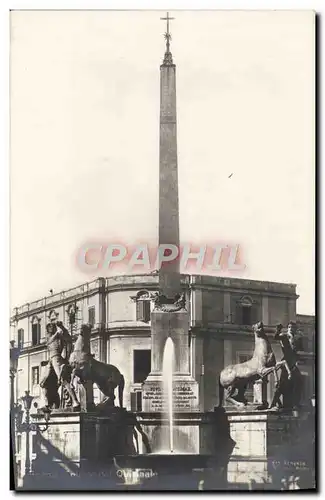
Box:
[136,300,151,323]
[17,329,24,349]
[88,306,96,327]
[234,296,258,326]
[242,306,252,326]
[32,366,39,386]
[133,350,151,383]
[130,391,142,412]
[235,304,254,326]
[31,319,41,345]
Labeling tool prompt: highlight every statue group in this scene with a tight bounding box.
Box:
[40,321,124,413]
[218,321,304,411]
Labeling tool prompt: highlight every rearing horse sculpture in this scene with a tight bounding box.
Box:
[69,324,125,408]
[218,321,291,407]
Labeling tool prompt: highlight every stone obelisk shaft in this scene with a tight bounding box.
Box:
[142,18,199,415]
[159,56,181,299]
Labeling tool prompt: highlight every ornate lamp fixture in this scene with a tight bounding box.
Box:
[21,390,34,412]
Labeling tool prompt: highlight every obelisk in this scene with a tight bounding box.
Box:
[142,14,198,414]
[158,13,181,300]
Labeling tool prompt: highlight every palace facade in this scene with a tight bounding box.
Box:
[10,274,315,412]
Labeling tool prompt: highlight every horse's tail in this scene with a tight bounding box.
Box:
[218,375,224,408]
[118,374,125,408]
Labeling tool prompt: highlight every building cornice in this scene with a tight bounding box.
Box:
[190,323,279,338]
[11,280,105,322]
[192,284,298,300]
[11,273,301,322]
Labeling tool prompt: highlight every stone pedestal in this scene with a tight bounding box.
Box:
[226,409,315,490]
[143,308,199,415]
[142,374,199,413]
[150,309,190,373]
[25,408,140,489]
[253,379,268,409]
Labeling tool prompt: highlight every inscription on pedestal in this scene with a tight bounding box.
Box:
[142,382,197,411]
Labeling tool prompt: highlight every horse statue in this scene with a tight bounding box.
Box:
[69,324,125,408]
[218,321,291,408]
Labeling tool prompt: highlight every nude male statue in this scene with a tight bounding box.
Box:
[270,322,303,410]
[40,321,80,411]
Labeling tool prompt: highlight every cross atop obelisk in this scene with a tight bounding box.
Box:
[160,12,175,65]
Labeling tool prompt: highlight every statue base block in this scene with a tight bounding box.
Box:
[225,408,315,490]
[142,373,199,413]
[25,409,141,489]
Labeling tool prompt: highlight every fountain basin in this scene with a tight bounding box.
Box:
[114,453,225,474]
[136,409,235,457]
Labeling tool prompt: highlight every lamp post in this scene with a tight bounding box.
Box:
[10,341,20,408]
[21,390,34,476]
[10,340,20,487]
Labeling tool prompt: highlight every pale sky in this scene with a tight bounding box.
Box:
[10,10,315,314]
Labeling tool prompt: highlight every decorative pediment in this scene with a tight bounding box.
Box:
[238,295,254,307]
[130,290,158,302]
[48,310,59,322]
[31,315,41,324]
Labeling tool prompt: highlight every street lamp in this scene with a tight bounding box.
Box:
[21,390,34,412]
[10,340,20,488]
[10,341,20,407]
[20,391,34,476]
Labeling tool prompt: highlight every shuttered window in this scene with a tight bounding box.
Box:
[130,391,142,412]
[17,329,24,349]
[136,300,151,323]
[88,306,96,327]
[32,366,39,385]
[31,323,41,345]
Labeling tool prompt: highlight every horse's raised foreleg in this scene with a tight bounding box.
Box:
[224,385,245,408]
[259,361,287,383]
[259,364,278,379]
[275,360,292,380]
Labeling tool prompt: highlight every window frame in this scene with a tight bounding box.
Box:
[17,328,24,349]
[31,317,41,346]
[88,306,96,327]
[31,366,40,386]
[133,349,151,384]
[136,300,151,323]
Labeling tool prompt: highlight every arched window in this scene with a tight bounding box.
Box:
[235,296,254,326]
[132,290,152,323]
[31,316,41,346]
